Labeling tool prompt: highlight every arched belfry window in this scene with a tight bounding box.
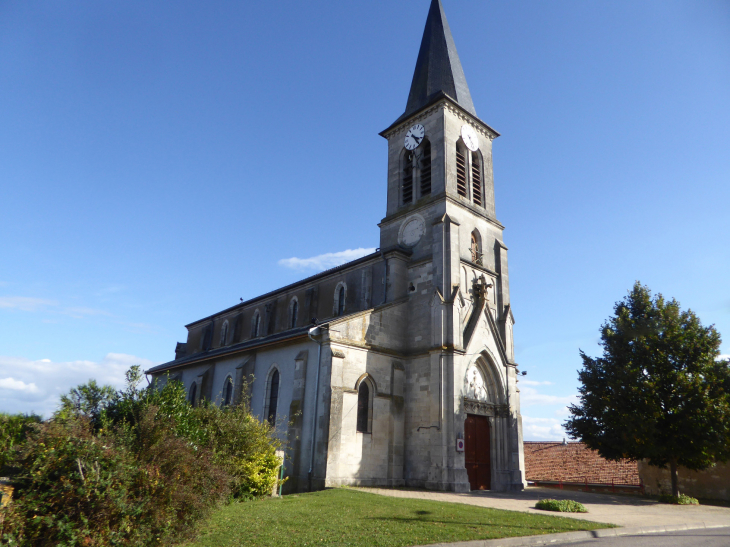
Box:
[356,376,374,433]
[265,369,280,426]
[251,310,261,338]
[334,283,346,317]
[290,298,298,329]
[223,376,233,407]
[471,152,482,207]
[220,320,229,347]
[402,151,414,204]
[456,143,468,198]
[419,140,431,197]
[189,383,197,407]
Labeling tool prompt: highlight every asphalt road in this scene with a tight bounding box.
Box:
[553,527,730,546]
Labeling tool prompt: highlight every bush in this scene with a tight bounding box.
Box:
[2,410,230,546]
[659,493,699,505]
[195,404,282,498]
[535,499,588,513]
[0,414,41,472]
[1,367,283,546]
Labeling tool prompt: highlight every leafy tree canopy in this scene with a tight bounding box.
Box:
[565,282,730,496]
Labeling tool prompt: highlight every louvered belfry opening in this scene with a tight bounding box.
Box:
[420,141,431,196]
[456,146,467,197]
[402,152,414,204]
[472,153,482,206]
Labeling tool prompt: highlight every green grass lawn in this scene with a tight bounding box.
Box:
[179,488,608,547]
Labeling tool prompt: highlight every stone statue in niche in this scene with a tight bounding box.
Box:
[464,364,489,401]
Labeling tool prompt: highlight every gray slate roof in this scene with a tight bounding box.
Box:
[401,0,476,123]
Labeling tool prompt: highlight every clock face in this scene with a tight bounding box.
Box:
[399,216,426,247]
[404,124,425,151]
[461,124,479,152]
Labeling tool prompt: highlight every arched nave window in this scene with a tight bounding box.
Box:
[334,283,346,317]
[290,298,298,329]
[251,310,261,338]
[222,376,233,407]
[355,375,374,434]
[189,383,197,407]
[264,368,280,426]
[220,320,229,347]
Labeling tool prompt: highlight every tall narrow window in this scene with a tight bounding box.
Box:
[337,286,345,316]
[251,311,260,338]
[223,377,233,407]
[456,146,468,197]
[471,233,480,264]
[471,154,482,206]
[290,299,298,329]
[402,152,413,204]
[357,381,370,433]
[420,141,431,196]
[267,370,279,426]
[220,320,229,347]
[189,383,197,407]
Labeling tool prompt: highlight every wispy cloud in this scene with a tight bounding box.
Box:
[522,415,569,441]
[0,295,112,319]
[0,296,58,312]
[519,386,578,407]
[519,380,553,386]
[278,248,377,272]
[0,353,159,418]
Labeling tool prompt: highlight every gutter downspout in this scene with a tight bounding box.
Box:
[307,325,325,491]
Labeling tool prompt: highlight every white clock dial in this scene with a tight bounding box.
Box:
[404,124,425,151]
[460,124,479,152]
[399,216,426,247]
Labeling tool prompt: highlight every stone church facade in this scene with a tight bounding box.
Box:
[148,0,526,493]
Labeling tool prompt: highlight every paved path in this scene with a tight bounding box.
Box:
[551,527,730,547]
[356,486,730,528]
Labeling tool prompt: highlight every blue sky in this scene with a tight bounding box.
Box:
[1,0,728,440]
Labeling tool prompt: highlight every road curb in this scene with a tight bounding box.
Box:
[412,523,730,547]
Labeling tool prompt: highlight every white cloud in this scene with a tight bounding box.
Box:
[519,386,578,407]
[0,378,39,393]
[519,380,553,386]
[522,415,569,441]
[718,354,729,361]
[278,248,377,272]
[0,296,57,312]
[0,353,158,418]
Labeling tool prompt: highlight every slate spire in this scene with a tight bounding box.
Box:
[403,0,476,120]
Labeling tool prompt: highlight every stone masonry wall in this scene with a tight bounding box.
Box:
[639,460,730,501]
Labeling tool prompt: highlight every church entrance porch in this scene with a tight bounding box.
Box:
[465,414,491,490]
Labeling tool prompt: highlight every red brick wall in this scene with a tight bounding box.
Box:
[524,442,639,485]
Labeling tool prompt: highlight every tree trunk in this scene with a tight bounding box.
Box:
[669,457,679,498]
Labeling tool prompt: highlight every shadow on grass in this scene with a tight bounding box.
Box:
[366,515,590,533]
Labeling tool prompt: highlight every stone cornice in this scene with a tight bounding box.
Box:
[380,96,499,141]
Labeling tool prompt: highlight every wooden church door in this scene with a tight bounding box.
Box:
[464,414,491,490]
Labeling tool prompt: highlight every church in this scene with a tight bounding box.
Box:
[147,0,526,493]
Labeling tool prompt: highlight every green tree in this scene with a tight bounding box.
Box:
[565,282,730,498]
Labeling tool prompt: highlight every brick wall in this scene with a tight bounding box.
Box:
[524,442,639,485]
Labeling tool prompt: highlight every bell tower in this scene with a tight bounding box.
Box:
[378,0,525,492]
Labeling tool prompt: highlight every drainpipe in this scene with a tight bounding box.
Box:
[307,325,326,491]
